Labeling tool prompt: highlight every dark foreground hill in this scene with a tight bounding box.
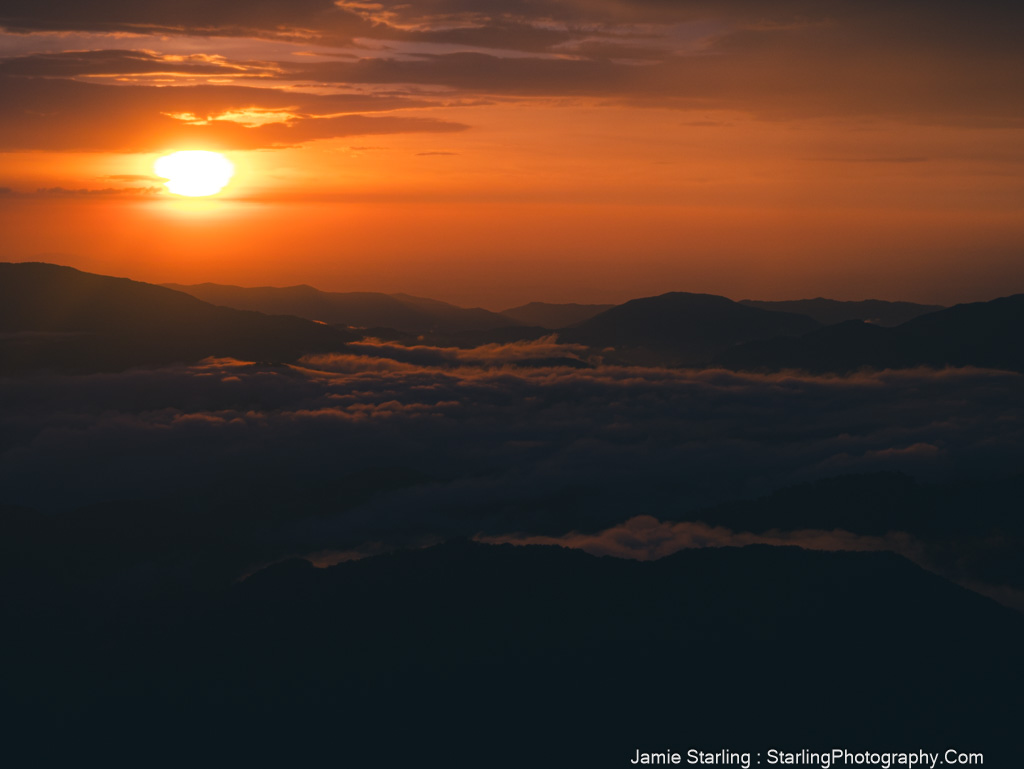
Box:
[0,262,356,372]
[741,298,944,327]
[562,291,819,364]
[5,540,1021,765]
[165,281,514,334]
[721,294,1024,373]
[662,470,1024,608]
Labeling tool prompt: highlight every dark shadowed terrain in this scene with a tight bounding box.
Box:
[740,298,944,327]
[560,292,820,365]
[5,0,1024,763]
[721,295,1024,373]
[1,263,355,372]
[165,280,514,334]
[7,541,1022,765]
[2,262,1022,765]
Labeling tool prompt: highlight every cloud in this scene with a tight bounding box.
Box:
[287,51,634,97]
[2,348,1022,606]
[477,515,918,561]
[307,337,594,368]
[0,0,371,41]
[3,353,1021,529]
[105,174,160,182]
[478,514,1024,611]
[814,157,931,164]
[0,0,701,40]
[2,3,1021,127]
[0,186,163,198]
[0,49,275,78]
[0,76,467,151]
[279,24,1024,125]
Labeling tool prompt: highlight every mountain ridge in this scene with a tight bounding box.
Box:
[0,262,356,372]
[164,281,515,334]
[9,538,1019,764]
[721,293,1024,373]
[740,297,945,327]
[560,291,820,364]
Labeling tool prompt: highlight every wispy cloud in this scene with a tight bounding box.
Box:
[0,76,467,151]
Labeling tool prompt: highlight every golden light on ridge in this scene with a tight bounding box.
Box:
[154,150,235,197]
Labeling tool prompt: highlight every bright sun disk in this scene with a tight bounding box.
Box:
[154,150,235,197]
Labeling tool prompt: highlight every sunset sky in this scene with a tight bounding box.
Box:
[2,0,1022,307]
[4,5,1024,757]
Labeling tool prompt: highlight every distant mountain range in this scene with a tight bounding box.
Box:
[160,277,988,370]
[1,263,355,373]
[561,291,820,364]
[740,298,943,327]
[720,294,1024,373]
[164,281,513,334]
[5,262,1023,374]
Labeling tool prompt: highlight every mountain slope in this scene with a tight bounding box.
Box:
[166,282,513,333]
[7,540,1021,764]
[561,291,819,364]
[899,292,1024,369]
[389,292,514,330]
[0,262,355,372]
[720,294,1024,372]
[741,297,944,326]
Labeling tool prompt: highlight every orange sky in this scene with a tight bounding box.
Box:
[1,2,1022,308]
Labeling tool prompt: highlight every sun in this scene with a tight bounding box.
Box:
[154,150,235,197]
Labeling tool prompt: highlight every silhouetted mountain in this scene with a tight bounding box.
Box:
[561,291,819,364]
[717,318,920,372]
[0,262,356,372]
[165,281,513,334]
[501,301,615,328]
[7,540,1021,764]
[721,294,1024,373]
[741,297,944,327]
[899,292,1024,369]
[389,292,514,331]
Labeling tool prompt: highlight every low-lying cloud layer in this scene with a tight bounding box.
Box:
[3,342,1021,523]
[479,516,920,561]
[3,340,1022,605]
[479,514,1024,611]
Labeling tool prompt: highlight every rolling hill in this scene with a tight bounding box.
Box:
[561,291,820,364]
[6,539,1021,764]
[741,297,944,327]
[720,294,1024,373]
[165,281,515,334]
[0,262,356,372]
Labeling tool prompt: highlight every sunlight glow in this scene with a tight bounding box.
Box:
[154,150,235,197]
